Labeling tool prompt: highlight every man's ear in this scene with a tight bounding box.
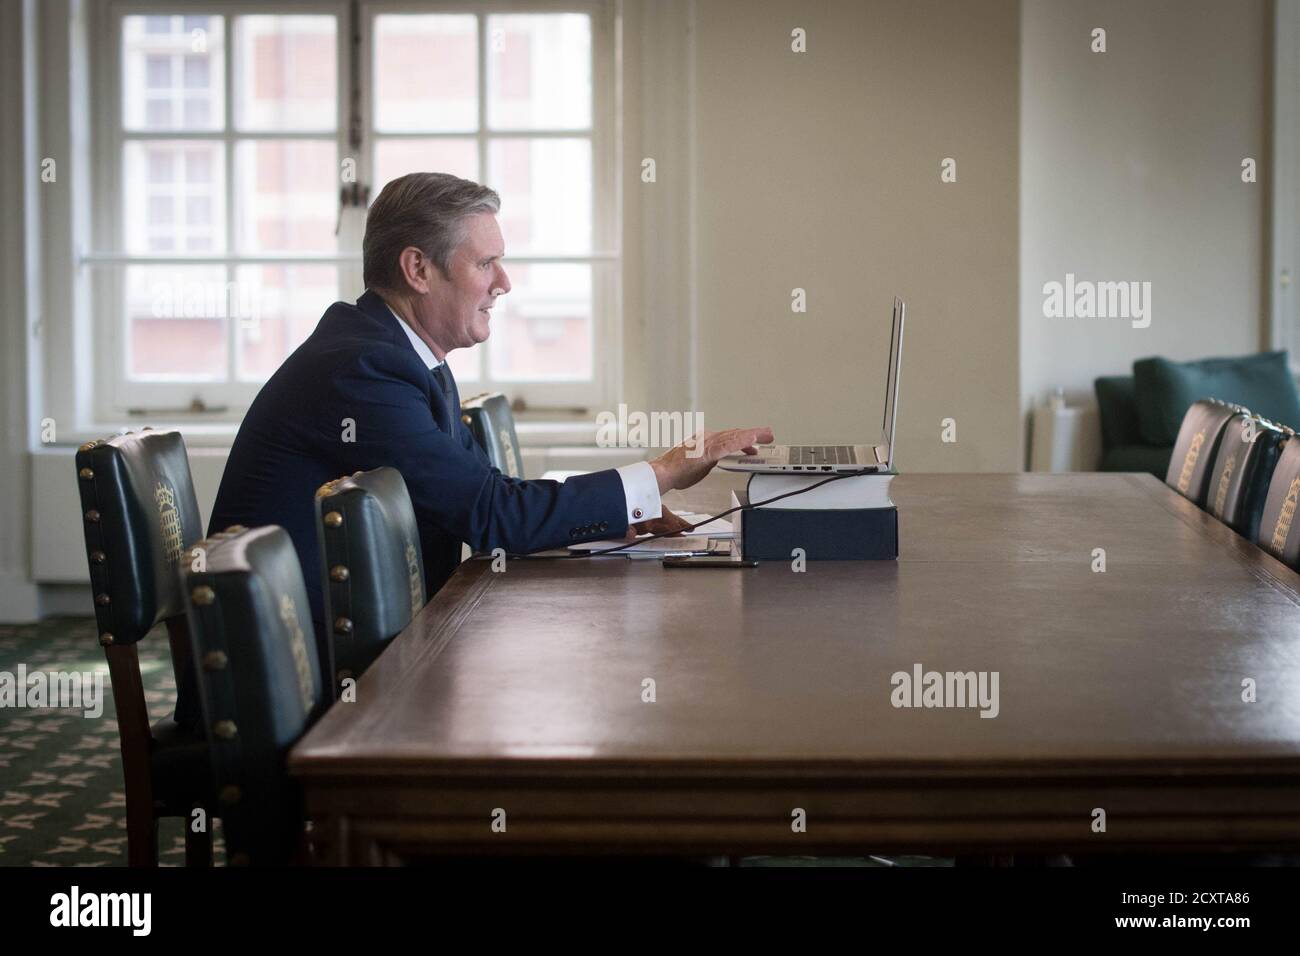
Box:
[397,246,434,294]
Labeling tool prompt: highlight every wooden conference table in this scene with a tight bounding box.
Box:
[289,473,1300,864]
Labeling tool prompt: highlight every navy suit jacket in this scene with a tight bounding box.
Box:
[206,288,629,622]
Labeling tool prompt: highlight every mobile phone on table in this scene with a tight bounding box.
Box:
[662,556,758,569]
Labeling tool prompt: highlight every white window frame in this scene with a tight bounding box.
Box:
[90,0,350,419]
[85,0,620,424]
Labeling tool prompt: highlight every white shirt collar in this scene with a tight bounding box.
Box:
[383,301,443,371]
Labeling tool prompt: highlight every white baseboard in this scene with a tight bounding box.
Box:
[0,577,92,623]
[39,583,93,619]
[0,573,42,622]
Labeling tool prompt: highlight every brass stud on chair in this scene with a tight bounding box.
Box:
[98,632,114,647]
[78,467,94,480]
[461,414,471,425]
[213,719,237,740]
[78,441,96,452]
[219,784,241,804]
[333,616,353,635]
[84,509,100,523]
[191,585,215,606]
[323,511,343,528]
[202,650,228,671]
[94,593,111,606]
[329,565,349,582]
[89,550,105,564]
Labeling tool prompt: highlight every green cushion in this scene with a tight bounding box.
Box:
[1100,443,1173,477]
[1133,351,1300,446]
[1094,376,1143,449]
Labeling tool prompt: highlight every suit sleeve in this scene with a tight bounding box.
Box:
[317,348,630,552]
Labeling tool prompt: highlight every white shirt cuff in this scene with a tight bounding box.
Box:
[615,461,662,524]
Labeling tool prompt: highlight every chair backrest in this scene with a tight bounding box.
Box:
[75,429,204,647]
[1257,434,1300,568]
[184,524,328,866]
[1164,399,1243,506]
[460,391,523,477]
[316,467,425,688]
[1206,414,1289,539]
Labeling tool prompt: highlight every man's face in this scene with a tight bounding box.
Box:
[411,212,511,356]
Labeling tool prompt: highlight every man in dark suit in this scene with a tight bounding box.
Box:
[203,171,771,660]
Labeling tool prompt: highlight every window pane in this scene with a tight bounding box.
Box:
[124,141,226,254]
[487,14,590,130]
[234,265,337,380]
[373,138,479,196]
[374,14,477,132]
[125,265,228,380]
[234,15,337,131]
[489,264,591,381]
[488,138,590,254]
[235,140,337,253]
[123,15,224,131]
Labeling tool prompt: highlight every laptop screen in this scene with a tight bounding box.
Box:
[881,297,905,462]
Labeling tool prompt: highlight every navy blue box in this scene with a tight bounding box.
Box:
[732,489,899,561]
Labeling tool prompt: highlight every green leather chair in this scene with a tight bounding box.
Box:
[315,467,425,691]
[1205,414,1289,540]
[1164,399,1244,507]
[1257,435,1300,569]
[74,429,212,866]
[183,524,329,866]
[460,392,523,477]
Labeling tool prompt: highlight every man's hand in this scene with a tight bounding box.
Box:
[648,426,774,494]
[624,506,693,541]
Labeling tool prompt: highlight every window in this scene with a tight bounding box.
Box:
[89,1,618,420]
[98,10,341,414]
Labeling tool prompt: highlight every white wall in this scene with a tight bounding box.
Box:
[690,0,1022,472]
[1020,0,1271,433]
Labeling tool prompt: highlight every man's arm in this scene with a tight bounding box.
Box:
[321,347,773,550]
[321,349,630,552]
[450,391,663,527]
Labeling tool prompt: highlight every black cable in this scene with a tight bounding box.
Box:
[505,469,880,560]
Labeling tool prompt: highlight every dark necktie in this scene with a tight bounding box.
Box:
[430,364,453,431]
[431,364,450,396]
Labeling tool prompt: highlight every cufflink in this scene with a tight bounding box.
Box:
[632,508,643,520]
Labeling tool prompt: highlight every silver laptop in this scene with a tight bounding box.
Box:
[720,297,905,475]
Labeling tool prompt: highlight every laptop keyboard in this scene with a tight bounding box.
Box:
[789,445,858,465]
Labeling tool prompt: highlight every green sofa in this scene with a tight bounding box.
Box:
[1095,351,1300,476]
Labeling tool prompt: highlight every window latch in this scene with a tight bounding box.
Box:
[510,396,588,416]
[335,182,371,236]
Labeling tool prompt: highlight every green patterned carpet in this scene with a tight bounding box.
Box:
[0,617,215,867]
